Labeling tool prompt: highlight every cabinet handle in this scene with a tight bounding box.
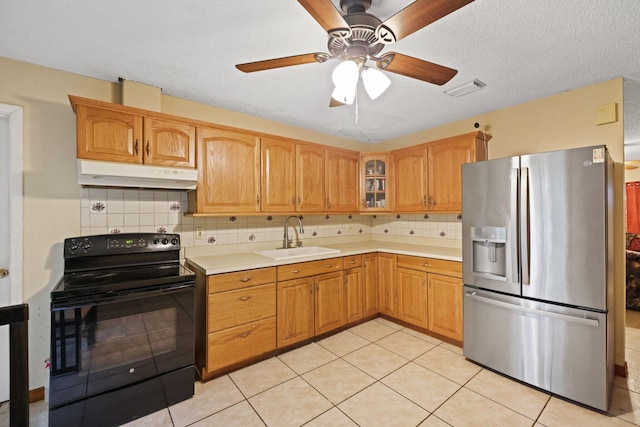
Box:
[324,264,333,268]
[297,196,301,205]
[134,139,139,155]
[256,195,260,205]
[348,260,356,264]
[362,199,367,208]
[291,197,296,206]
[291,269,301,274]
[237,331,252,339]
[423,263,431,267]
[145,141,150,157]
[239,278,251,283]
[309,283,313,294]
[238,296,252,302]
[326,198,331,209]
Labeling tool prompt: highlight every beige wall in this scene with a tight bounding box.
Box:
[0,55,626,390]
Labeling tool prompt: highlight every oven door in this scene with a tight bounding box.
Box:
[49,283,194,410]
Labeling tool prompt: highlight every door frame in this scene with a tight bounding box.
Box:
[0,103,23,305]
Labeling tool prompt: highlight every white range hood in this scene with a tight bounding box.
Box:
[77,159,198,190]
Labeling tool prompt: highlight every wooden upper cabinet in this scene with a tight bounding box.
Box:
[193,127,261,213]
[72,96,196,168]
[361,154,391,212]
[392,131,489,213]
[261,137,296,212]
[76,104,143,163]
[296,144,325,212]
[427,133,486,212]
[143,117,196,168]
[325,148,360,212]
[392,146,428,212]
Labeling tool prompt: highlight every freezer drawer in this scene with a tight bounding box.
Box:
[463,286,613,411]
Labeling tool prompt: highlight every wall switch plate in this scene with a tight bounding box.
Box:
[195,227,204,239]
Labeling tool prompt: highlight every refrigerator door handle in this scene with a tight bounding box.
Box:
[511,168,520,283]
[464,291,600,327]
[520,167,530,285]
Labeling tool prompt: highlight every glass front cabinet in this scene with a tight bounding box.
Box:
[360,154,391,212]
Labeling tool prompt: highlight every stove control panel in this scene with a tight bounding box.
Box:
[64,233,181,258]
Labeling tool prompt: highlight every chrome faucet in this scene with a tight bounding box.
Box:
[282,216,304,249]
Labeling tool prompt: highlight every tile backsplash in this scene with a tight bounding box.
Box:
[80,188,462,247]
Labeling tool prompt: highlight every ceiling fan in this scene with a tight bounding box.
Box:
[236,0,474,106]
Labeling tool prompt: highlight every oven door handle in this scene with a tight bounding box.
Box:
[51,282,195,310]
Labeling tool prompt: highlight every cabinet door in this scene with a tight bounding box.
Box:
[262,138,296,212]
[344,267,363,324]
[277,277,315,348]
[143,117,196,168]
[76,105,143,163]
[397,268,428,328]
[427,137,474,212]
[315,271,345,335]
[361,155,390,212]
[195,127,261,213]
[325,148,360,212]
[392,147,428,212]
[362,253,378,317]
[296,144,325,212]
[377,253,397,316]
[428,274,463,341]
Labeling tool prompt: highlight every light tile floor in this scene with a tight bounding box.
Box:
[5,314,640,426]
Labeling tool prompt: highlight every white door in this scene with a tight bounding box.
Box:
[0,104,23,402]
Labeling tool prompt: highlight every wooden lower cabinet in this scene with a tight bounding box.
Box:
[196,267,277,379]
[315,271,346,335]
[277,277,315,348]
[378,253,397,316]
[428,273,463,341]
[362,253,378,317]
[396,267,428,329]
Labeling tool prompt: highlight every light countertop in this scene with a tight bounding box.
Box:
[186,240,462,275]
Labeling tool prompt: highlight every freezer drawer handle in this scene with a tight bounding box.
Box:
[464,291,600,327]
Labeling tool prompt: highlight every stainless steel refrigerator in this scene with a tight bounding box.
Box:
[462,145,614,411]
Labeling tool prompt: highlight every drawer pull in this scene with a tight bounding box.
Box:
[238,296,252,302]
[240,278,251,283]
[423,263,432,267]
[324,264,333,268]
[237,331,252,339]
[291,269,301,274]
[348,260,356,264]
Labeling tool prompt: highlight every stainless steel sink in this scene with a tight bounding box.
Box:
[254,246,341,260]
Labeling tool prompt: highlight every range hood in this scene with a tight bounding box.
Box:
[77,159,198,190]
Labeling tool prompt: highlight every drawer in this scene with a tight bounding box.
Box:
[208,283,276,332]
[277,258,343,281]
[342,254,362,269]
[207,317,276,372]
[208,267,276,293]
[396,255,462,278]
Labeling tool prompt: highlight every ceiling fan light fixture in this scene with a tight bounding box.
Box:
[361,67,391,100]
[332,60,360,89]
[444,79,487,98]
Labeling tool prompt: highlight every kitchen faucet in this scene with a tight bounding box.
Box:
[282,216,304,249]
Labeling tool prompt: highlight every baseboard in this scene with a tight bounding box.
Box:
[615,362,628,378]
[29,387,44,403]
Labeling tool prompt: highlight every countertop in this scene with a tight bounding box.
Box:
[186,240,462,275]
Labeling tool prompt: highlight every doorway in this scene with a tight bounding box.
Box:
[0,103,24,402]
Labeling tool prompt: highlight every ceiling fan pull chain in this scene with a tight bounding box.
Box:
[355,85,359,124]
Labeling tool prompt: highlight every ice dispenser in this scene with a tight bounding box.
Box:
[471,226,507,281]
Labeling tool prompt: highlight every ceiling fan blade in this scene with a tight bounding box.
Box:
[298,0,350,36]
[236,53,326,73]
[377,52,457,85]
[329,97,345,108]
[377,0,474,43]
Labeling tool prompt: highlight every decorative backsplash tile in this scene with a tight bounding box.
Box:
[80,189,461,246]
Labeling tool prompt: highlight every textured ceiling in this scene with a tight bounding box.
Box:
[2,0,640,152]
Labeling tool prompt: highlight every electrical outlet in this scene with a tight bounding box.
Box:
[195,227,204,239]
